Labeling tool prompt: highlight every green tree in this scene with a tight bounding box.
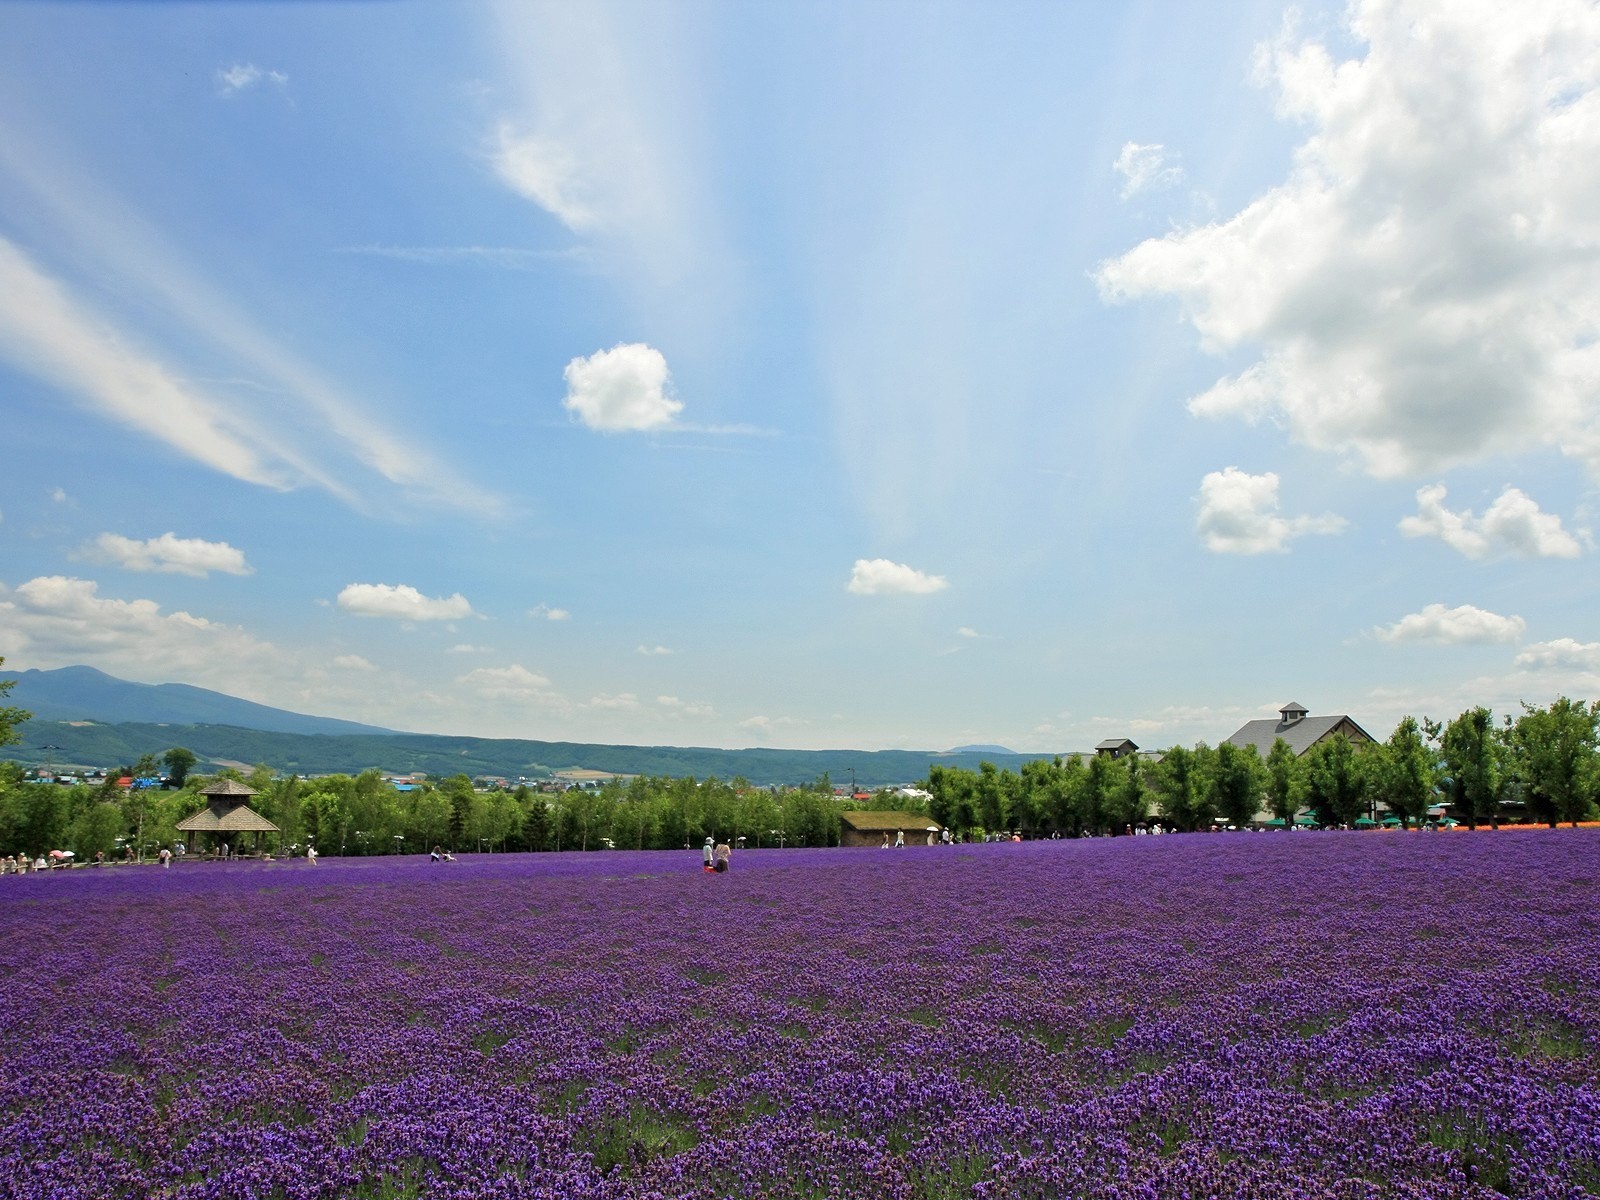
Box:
[163,747,198,789]
[1083,754,1118,834]
[69,801,124,859]
[1373,716,1435,829]
[976,762,1007,833]
[1260,738,1303,827]
[1210,741,1265,828]
[1151,745,1207,831]
[0,658,31,747]
[1439,707,1501,829]
[406,786,453,851]
[1304,735,1366,827]
[1511,697,1599,828]
[1107,754,1149,832]
[440,775,477,847]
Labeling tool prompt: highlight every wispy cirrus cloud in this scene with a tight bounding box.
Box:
[334,244,586,270]
[1113,142,1183,199]
[0,238,293,491]
[82,532,252,578]
[490,125,598,232]
[0,124,499,516]
[215,64,288,96]
[481,1,721,291]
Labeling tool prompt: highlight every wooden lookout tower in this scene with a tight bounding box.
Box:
[176,779,280,856]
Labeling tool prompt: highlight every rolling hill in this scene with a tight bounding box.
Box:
[1,666,1068,788]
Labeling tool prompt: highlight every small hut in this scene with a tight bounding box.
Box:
[839,810,943,847]
[176,779,279,857]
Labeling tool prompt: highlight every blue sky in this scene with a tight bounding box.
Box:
[2,0,1597,752]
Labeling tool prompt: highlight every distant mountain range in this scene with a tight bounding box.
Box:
[0,666,399,736]
[0,666,1063,788]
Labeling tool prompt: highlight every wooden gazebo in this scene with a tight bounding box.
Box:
[176,779,280,856]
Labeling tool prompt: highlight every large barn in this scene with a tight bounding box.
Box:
[1224,702,1375,758]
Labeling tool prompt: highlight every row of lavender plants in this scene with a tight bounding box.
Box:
[1,831,1596,1198]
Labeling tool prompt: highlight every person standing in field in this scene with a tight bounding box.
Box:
[702,837,715,872]
[714,843,731,873]
[894,829,904,848]
[159,847,171,869]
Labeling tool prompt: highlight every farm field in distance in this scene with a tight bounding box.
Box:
[2,833,1597,1199]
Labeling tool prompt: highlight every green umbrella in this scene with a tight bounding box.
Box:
[1381,816,1402,826]
[1354,817,1376,828]
[1264,818,1286,827]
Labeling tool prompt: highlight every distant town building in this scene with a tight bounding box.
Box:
[1094,738,1139,759]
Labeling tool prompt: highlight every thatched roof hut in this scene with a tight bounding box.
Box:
[839,810,942,847]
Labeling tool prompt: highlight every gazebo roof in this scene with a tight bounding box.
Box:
[177,804,280,833]
[199,778,258,798]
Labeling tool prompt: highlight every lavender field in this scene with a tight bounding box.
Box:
[2,833,1597,1200]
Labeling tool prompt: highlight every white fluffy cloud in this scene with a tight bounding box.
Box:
[528,603,571,621]
[86,532,252,577]
[0,575,280,681]
[1376,603,1526,645]
[1097,0,1600,479]
[1195,467,1346,554]
[1515,638,1600,670]
[847,559,950,596]
[562,343,681,432]
[1399,484,1583,559]
[1113,142,1183,199]
[332,654,376,672]
[336,583,474,621]
[636,644,674,656]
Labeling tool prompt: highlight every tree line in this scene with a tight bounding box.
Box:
[1,655,1596,859]
[0,761,851,860]
[925,699,1600,835]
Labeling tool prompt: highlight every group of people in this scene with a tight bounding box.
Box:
[428,845,456,863]
[701,837,732,873]
[1,856,49,874]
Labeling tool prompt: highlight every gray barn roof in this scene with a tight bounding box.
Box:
[1224,710,1375,758]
